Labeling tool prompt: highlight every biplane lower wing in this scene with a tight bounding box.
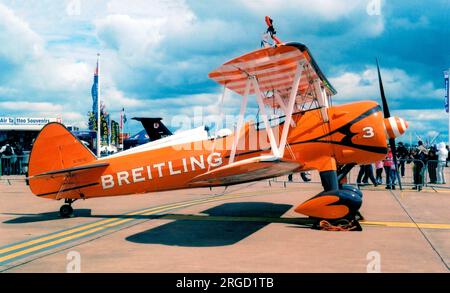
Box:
[188,155,301,187]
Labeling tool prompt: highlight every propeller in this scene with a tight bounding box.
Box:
[376,59,403,190]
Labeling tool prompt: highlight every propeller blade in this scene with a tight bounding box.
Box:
[376,59,391,118]
[377,59,403,190]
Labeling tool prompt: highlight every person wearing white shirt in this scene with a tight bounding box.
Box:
[436,142,448,184]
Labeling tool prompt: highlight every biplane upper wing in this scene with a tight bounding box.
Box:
[188,155,301,187]
[208,42,336,108]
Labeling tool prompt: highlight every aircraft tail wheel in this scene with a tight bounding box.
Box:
[59,204,73,218]
[294,189,362,221]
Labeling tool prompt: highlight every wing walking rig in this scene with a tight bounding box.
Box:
[208,18,336,165]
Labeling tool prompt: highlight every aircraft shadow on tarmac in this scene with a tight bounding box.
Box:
[126,202,297,247]
[2,209,92,224]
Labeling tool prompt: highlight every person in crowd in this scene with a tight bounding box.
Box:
[446,145,450,167]
[357,164,378,187]
[0,142,15,175]
[375,160,384,184]
[0,142,13,156]
[288,172,312,182]
[356,165,365,185]
[384,148,395,189]
[437,142,448,184]
[396,142,408,177]
[300,172,311,182]
[427,146,438,184]
[391,158,398,186]
[14,144,24,175]
[412,141,428,191]
[287,173,293,182]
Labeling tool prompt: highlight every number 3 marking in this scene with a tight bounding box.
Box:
[362,127,374,138]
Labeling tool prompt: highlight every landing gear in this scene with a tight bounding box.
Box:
[59,199,75,218]
[295,169,364,231]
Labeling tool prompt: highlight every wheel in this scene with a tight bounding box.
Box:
[59,204,73,218]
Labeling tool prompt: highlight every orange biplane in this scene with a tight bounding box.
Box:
[28,18,408,228]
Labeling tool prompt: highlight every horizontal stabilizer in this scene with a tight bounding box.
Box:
[30,162,109,179]
[189,155,300,187]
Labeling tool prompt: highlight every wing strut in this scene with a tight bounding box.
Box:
[229,78,251,164]
[274,92,296,127]
[252,76,281,158]
[278,61,304,157]
[313,78,330,123]
[228,61,305,163]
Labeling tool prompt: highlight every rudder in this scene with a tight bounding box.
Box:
[28,123,97,198]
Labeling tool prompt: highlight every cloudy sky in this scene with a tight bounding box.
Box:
[0,0,449,143]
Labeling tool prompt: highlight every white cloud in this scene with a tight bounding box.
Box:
[0,0,445,140]
[19,57,91,92]
[240,0,360,21]
[328,67,447,140]
[394,109,446,122]
[95,0,196,65]
[0,3,95,128]
[102,88,144,110]
[96,14,164,62]
[0,3,43,64]
[391,109,447,141]
[0,101,63,112]
[106,0,194,21]
[330,67,443,102]
[237,0,384,37]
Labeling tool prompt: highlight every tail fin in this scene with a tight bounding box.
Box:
[133,117,172,141]
[28,123,98,198]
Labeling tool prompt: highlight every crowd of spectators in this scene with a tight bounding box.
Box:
[0,141,27,175]
[357,141,449,191]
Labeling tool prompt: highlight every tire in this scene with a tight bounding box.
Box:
[60,204,73,218]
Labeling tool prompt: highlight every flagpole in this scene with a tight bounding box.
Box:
[121,108,124,150]
[96,53,101,157]
[106,114,110,154]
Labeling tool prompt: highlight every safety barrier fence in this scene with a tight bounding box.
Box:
[0,155,29,176]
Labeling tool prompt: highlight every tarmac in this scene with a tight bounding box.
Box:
[0,175,449,273]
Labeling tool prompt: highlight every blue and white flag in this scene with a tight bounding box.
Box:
[91,60,99,116]
[445,71,449,113]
